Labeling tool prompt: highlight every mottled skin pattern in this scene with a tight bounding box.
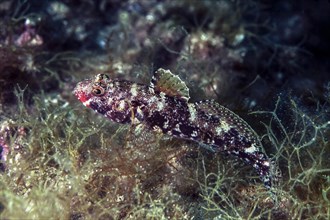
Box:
[74,69,274,190]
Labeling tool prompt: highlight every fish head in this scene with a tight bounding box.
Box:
[74,73,112,110]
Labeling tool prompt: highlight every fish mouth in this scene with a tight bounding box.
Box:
[73,80,92,107]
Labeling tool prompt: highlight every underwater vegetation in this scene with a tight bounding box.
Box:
[0,0,329,219]
[0,85,329,219]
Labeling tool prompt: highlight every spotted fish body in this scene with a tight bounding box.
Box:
[74,68,274,190]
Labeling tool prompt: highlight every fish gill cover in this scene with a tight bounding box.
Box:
[0,0,329,219]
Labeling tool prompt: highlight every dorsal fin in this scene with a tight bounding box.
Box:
[194,100,227,116]
[194,100,262,146]
[150,68,190,101]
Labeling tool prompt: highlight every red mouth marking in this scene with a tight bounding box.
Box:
[75,91,90,107]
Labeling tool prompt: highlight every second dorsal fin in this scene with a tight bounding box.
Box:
[194,100,262,146]
[150,68,190,101]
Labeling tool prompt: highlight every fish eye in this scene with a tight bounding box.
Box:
[92,86,105,96]
[91,81,108,97]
